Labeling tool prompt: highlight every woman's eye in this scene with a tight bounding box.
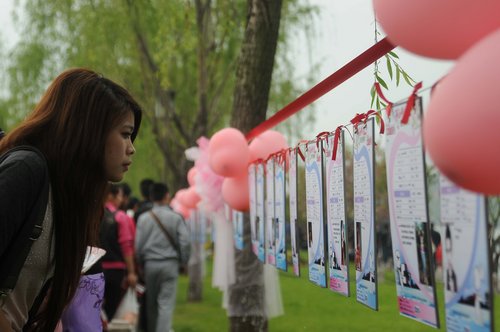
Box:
[122,132,132,139]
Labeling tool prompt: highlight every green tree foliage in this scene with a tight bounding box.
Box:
[0,0,317,191]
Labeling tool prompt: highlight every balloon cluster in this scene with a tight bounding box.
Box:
[374,0,500,194]
[205,128,288,212]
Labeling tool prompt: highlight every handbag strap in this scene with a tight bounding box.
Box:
[149,211,180,256]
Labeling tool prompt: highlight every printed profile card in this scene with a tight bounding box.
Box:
[256,162,266,263]
[233,209,244,250]
[324,130,349,296]
[248,164,258,255]
[440,175,493,332]
[384,98,439,327]
[305,140,327,287]
[353,117,378,310]
[289,148,300,276]
[266,157,276,265]
[275,156,287,271]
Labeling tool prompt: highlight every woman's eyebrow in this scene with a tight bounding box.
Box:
[123,125,135,131]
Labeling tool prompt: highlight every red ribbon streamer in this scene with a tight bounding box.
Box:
[365,109,385,134]
[374,82,393,117]
[315,131,330,150]
[350,113,367,128]
[245,38,396,141]
[331,126,343,161]
[401,82,423,124]
[296,140,309,162]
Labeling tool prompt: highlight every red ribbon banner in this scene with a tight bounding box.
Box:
[245,38,396,141]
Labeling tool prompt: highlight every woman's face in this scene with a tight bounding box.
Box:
[104,111,136,182]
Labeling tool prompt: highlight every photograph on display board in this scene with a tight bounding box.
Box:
[288,148,300,276]
[384,98,439,327]
[256,163,266,262]
[355,222,362,272]
[248,164,258,254]
[305,140,327,287]
[440,175,493,332]
[266,157,276,265]
[233,210,244,250]
[325,130,349,296]
[275,156,287,271]
[353,117,377,310]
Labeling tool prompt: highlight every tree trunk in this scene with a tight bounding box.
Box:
[228,1,283,331]
[187,241,204,301]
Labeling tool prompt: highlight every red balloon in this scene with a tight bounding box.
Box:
[221,175,249,212]
[423,28,500,194]
[248,130,288,163]
[373,0,500,59]
[208,128,249,177]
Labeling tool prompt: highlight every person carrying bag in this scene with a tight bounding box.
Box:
[135,182,190,332]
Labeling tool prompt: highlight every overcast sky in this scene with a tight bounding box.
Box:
[0,0,454,138]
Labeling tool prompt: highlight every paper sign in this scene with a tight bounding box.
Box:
[275,156,287,271]
[325,131,350,296]
[440,176,493,332]
[266,157,276,265]
[305,140,327,287]
[289,148,300,276]
[384,98,439,326]
[353,118,378,309]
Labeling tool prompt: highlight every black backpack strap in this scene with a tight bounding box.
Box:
[0,146,50,296]
[23,277,53,330]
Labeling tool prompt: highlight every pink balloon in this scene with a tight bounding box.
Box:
[248,130,288,163]
[174,204,191,219]
[208,128,249,177]
[423,28,500,194]
[373,0,500,59]
[187,167,198,186]
[184,186,201,209]
[175,188,190,207]
[221,175,249,212]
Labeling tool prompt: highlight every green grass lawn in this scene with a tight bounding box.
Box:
[173,257,499,331]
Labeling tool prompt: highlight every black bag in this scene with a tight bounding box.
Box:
[0,146,50,297]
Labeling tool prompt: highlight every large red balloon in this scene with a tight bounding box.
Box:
[208,128,249,177]
[221,175,249,212]
[373,0,500,59]
[423,28,500,194]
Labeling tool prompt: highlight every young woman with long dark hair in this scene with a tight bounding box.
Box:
[0,68,142,331]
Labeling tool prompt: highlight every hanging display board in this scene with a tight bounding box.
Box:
[266,157,276,265]
[440,176,493,332]
[275,155,287,271]
[325,130,350,296]
[233,209,244,250]
[289,148,301,276]
[353,117,378,309]
[256,162,266,263]
[384,98,439,326]
[249,164,258,255]
[305,140,327,287]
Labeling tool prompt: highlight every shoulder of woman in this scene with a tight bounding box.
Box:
[1,149,48,177]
